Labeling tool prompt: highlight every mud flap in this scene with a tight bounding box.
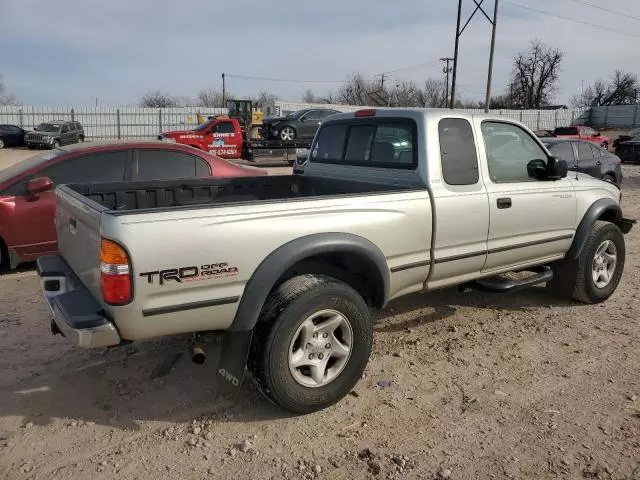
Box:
[215,329,253,394]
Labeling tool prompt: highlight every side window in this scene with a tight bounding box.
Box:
[195,158,211,176]
[61,125,69,133]
[589,144,605,157]
[304,110,322,121]
[42,152,127,186]
[481,121,548,183]
[311,124,348,162]
[213,122,234,134]
[576,142,594,161]
[136,150,197,181]
[371,124,415,166]
[68,123,76,132]
[438,118,479,185]
[549,142,575,164]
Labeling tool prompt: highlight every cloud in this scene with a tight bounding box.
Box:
[1,0,638,105]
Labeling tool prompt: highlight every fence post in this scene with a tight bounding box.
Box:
[571,110,576,124]
[554,110,558,129]
[18,108,24,127]
[31,106,35,128]
[71,108,75,121]
[633,104,639,127]
[117,109,121,139]
[519,111,523,122]
[536,110,541,130]
[158,108,163,134]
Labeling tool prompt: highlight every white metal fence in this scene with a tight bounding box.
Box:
[0,104,588,140]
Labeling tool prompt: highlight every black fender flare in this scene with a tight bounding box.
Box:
[566,198,623,260]
[229,233,390,332]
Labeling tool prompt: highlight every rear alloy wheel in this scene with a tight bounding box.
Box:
[280,127,296,142]
[0,138,5,149]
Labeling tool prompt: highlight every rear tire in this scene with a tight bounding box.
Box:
[0,139,5,149]
[250,274,372,414]
[279,126,296,142]
[548,221,625,303]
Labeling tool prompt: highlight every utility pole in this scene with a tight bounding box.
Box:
[450,0,463,109]
[484,0,499,113]
[221,73,226,108]
[440,57,454,107]
[380,73,386,90]
[450,0,500,110]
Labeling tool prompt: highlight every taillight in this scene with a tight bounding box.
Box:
[100,238,132,305]
[354,109,376,117]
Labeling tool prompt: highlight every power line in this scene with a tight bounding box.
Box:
[380,60,440,75]
[503,1,640,38]
[563,0,640,23]
[224,74,344,84]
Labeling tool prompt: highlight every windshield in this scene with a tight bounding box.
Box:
[554,127,578,135]
[37,123,61,132]
[0,151,63,185]
[288,110,309,120]
[194,119,215,131]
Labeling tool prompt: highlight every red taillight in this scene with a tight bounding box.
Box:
[354,109,376,117]
[100,238,132,305]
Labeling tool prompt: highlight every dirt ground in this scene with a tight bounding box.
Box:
[0,147,639,480]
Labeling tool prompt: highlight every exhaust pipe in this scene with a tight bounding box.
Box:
[192,345,206,365]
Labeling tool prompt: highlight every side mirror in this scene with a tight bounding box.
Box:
[27,177,53,196]
[546,157,568,180]
[527,159,548,180]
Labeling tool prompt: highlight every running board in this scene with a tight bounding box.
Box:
[461,265,553,293]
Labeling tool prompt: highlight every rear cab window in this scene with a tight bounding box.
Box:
[310,118,417,169]
[554,127,578,136]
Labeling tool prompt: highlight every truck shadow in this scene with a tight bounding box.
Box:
[0,285,576,432]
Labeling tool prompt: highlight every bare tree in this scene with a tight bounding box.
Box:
[197,88,225,107]
[336,73,379,106]
[509,40,563,108]
[571,70,639,107]
[253,91,279,108]
[0,75,19,106]
[417,79,447,107]
[302,89,316,103]
[139,90,179,108]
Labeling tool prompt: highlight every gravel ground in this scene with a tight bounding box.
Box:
[0,148,639,480]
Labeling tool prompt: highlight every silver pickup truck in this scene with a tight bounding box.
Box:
[37,109,634,413]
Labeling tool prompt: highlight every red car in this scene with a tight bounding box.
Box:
[552,126,611,150]
[0,141,266,269]
[159,117,245,159]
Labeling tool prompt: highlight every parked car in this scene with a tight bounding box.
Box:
[552,126,610,150]
[25,120,85,149]
[159,117,246,159]
[37,109,634,414]
[261,108,341,142]
[615,134,640,164]
[542,138,623,186]
[0,141,266,269]
[0,124,27,149]
[613,127,640,154]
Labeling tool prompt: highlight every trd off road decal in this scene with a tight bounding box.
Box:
[140,263,239,285]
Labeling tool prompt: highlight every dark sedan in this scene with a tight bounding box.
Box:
[0,124,26,149]
[262,108,341,143]
[615,135,640,164]
[542,138,623,186]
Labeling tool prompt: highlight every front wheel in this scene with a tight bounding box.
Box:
[250,274,372,414]
[0,139,5,149]
[601,142,609,150]
[52,140,61,149]
[279,126,296,142]
[548,221,625,303]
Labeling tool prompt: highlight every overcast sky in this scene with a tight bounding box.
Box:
[1,0,639,106]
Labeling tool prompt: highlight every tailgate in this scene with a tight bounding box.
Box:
[55,185,103,301]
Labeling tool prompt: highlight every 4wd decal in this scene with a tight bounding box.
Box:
[140,263,239,285]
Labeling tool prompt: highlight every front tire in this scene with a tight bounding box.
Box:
[250,274,372,414]
[0,139,5,149]
[279,126,296,142]
[52,140,61,149]
[549,221,625,303]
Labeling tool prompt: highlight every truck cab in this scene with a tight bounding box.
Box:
[159,117,244,159]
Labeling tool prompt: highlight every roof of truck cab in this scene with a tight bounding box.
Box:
[326,108,515,123]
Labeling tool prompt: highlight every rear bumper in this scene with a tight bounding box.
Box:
[36,255,121,348]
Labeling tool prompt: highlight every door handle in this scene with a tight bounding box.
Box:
[497,197,512,209]
[69,218,77,235]
[595,161,602,166]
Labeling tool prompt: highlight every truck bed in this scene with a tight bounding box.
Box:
[67,175,415,213]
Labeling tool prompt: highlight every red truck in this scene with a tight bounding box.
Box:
[158,117,247,160]
[553,125,611,150]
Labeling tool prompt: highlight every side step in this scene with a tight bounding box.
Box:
[461,265,553,293]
